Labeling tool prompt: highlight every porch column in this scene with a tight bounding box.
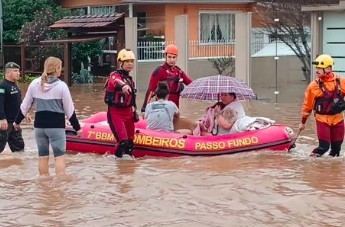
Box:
[310,12,322,81]
[64,42,72,86]
[125,17,138,85]
[235,12,252,85]
[175,15,189,76]
[128,3,134,17]
[20,44,25,78]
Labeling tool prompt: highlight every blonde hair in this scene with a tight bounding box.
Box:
[41,57,62,89]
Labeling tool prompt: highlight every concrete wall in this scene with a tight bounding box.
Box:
[164,4,252,42]
[235,12,251,84]
[251,56,307,103]
[136,56,308,104]
[136,61,164,91]
[136,59,215,91]
[133,5,165,35]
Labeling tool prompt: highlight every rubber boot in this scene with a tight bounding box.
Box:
[310,140,330,157]
[329,141,342,157]
[125,140,134,157]
[115,140,128,158]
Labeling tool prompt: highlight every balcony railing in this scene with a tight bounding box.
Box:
[136,29,276,61]
[137,40,236,61]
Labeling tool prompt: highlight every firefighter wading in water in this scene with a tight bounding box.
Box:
[299,54,345,157]
[104,49,138,159]
[141,44,193,113]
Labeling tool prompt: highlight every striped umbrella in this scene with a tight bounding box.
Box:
[181,75,257,100]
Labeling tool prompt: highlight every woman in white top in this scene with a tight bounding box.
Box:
[199,92,245,136]
[217,109,275,135]
[215,93,245,135]
[14,57,82,175]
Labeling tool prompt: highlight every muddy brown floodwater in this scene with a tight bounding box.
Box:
[1,83,344,226]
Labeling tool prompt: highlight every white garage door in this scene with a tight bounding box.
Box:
[323,11,345,76]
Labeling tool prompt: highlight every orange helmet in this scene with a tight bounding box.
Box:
[164,44,179,56]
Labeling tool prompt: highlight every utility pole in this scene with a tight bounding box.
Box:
[274,13,279,104]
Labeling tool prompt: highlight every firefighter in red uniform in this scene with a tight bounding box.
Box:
[104,49,138,159]
[141,44,193,113]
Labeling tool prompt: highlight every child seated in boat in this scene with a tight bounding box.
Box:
[193,92,245,135]
[144,82,192,134]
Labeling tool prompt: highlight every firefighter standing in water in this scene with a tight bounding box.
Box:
[299,54,345,157]
[141,44,193,113]
[104,49,138,159]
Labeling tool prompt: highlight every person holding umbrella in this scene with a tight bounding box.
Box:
[213,92,246,135]
[215,93,245,118]
[141,44,193,113]
[216,107,275,135]
[298,54,345,157]
[197,92,246,135]
[179,75,256,135]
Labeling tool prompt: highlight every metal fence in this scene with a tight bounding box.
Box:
[137,41,166,60]
[189,40,235,59]
[1,30,274,75]
[137,40,236,61]
[252,31,269,54]
[136,30,273,61]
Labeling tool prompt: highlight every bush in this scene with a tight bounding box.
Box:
[19,75,37,83]
[0,71,37,83]
[208,56,235,76]
[71,69,94,84]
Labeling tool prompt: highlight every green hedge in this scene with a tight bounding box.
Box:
[0,72,37,83]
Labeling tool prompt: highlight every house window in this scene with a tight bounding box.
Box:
[71,6,119,15]
[137,12,147,38]
[90,6,118,15]
[199,11,235,44]
[71,7,87,16]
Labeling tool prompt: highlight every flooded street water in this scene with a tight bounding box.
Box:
[1,83,345,226]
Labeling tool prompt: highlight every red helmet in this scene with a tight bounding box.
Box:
[165,44,179,56]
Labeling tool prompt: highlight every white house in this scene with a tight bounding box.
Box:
[302,0,345,78]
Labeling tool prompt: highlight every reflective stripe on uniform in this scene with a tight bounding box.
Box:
[114,79,125,86]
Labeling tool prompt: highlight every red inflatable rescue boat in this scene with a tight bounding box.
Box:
[66,112,295,157]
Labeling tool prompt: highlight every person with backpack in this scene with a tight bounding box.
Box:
[141,44,193,113]
[104,48,138,159]
[299,54,345,157]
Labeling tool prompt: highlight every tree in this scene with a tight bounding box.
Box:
[3,0,64,44]
[18,6,103,77]
[18,7,67,71]
[208,57,235,76]
[72,42,104,73]
[254,0,339,83]
[19,8,67,44]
